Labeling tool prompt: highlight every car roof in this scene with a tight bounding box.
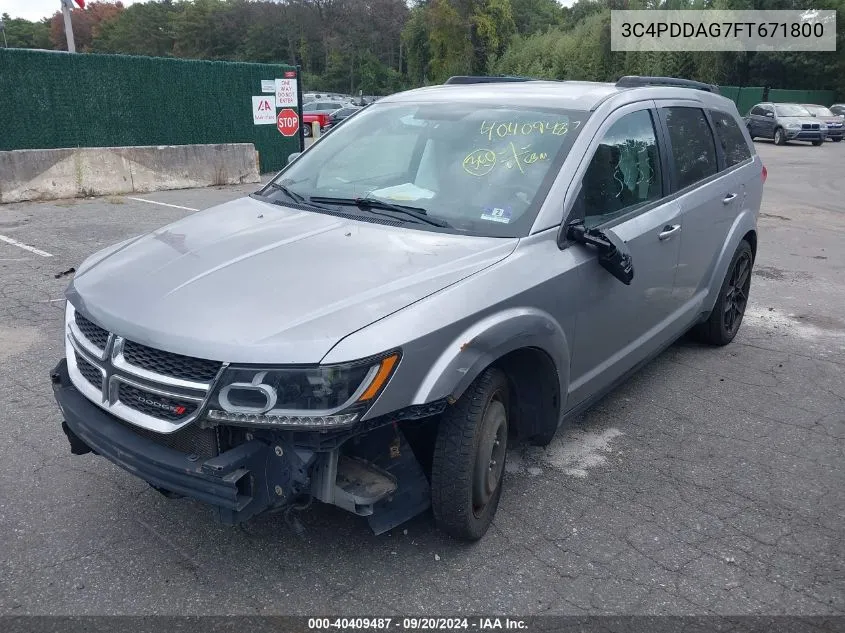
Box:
[381,79,735,112]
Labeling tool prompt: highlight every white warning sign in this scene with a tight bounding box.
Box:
[274,77,298,108]
[252,95,276,125]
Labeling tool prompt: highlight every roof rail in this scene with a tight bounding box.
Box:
[444,75,535,85]
[615,76,720,94]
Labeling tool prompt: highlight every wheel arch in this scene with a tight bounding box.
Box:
[701,213,758,315]
[412,307,568,445]
[743,229,757,260]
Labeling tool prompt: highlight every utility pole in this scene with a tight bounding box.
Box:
[60,0,76,52]
[0,18,7,48]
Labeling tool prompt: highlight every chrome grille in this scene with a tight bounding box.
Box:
[123,340,222,383]
[117,382,198,422]
[65,303,220,433]
[75,352,103,389]
[75,312,109,350]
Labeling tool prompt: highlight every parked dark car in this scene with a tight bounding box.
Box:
[745,102,827,146]
[802,104,844,142]
[831,104,845,116]
[326,105,363,130]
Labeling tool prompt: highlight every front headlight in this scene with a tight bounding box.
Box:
[786,122,802,129]
[205,352,400,429]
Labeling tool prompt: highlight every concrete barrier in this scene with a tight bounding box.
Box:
[0,143,260,204]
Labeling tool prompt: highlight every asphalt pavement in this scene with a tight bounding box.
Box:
[0,141,843,616]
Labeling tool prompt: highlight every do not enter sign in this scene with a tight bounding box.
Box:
[276,108,299,137]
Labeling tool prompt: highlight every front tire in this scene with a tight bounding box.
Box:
[692,241,753,346]
[812,139,823,146]
[833,137,842,143]
[431,368,509,541]
[774,128,787,145]
[303,125,312,138]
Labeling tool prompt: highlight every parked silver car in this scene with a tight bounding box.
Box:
[52,76,765,540]
[801,104,844,142]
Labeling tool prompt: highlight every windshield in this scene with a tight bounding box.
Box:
[262,101,588,237]
[775,104,811,117]
[804,105,834,117]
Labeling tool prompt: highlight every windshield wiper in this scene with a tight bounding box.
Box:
[309,195,451,228]
[261,182,335,212]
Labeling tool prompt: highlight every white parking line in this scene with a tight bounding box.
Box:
[126,197,199,212]
[0,234,53,257]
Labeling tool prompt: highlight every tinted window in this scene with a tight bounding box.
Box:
[710,110,752,168]
[580,110,662,229]
[751,105,764,116]
[664,107,717,190]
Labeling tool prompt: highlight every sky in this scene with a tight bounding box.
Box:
[3,0,576,24]
[3,0,138,21]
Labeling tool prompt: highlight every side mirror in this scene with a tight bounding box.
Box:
[566,220,634,285]
[287,152,302,165]
[765,111,774,118]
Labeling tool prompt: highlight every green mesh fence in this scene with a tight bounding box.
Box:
[768,88,836,107]
[719,86,766,116]
[0,49,302,173]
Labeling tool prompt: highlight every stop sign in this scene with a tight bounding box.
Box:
[276,108,299,137]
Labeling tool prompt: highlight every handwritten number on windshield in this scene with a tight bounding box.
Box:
[463,143,548,176]
[480,120,569,141]
[463,149,497,176]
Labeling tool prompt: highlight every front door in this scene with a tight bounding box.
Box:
[759,104,776,139]
[564,105,685,410]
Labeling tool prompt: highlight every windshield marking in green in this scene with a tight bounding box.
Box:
[463,143,549,176]
[480,119,570,141]
[463,149,497,176]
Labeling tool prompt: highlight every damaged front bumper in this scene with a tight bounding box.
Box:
[51,359,442,531]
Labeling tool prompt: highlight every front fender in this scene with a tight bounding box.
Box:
[412,307,569,408]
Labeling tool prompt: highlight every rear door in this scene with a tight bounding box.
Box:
[565,102,685,409]
[657,104,744,310]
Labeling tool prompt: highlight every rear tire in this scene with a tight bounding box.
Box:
[774,128,786,145]
[431,368,509,541]
[692,241,753,346]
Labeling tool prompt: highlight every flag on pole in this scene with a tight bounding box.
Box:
[74,0,85,7]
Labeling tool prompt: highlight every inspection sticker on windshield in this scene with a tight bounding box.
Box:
[480,207,512,224]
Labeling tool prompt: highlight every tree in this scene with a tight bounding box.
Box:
[509,0,562,35]
[1,13,52,49]
[49,1,124,52]
[91,2,178,57]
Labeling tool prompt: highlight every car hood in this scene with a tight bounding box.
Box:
[68,196,517,364]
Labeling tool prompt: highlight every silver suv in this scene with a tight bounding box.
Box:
[52,75,765,541]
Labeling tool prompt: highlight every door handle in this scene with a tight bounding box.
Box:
[723,193,738,204]
[658,224,681,240]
